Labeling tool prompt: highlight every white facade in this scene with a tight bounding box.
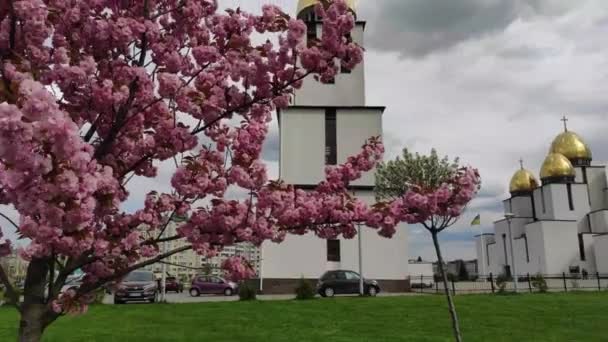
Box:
[260,4,409,292]
[476,137,608,278]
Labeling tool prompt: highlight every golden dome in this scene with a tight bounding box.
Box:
[509,169,539,194]
[540,153,575,180]
[297,0,357,16]
[550,131,592,161]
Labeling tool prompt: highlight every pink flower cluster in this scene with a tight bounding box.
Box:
[222,256,256,282]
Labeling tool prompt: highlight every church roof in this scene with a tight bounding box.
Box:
[509,168,539,194]
[550,131,592,162]
[540,153,575,180]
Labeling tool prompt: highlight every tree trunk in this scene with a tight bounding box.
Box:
[17,259,57,342]
[18,303,47,342]
[431,231,463,342]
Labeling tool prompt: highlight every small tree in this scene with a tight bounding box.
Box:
[531,274,548,293]
[375,148,481,342]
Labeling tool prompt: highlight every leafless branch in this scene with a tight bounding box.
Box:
[0,211,19,231]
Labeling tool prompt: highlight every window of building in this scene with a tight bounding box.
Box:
[540,187,546,213]
[306,22,316,47]
[523,235,530,263]
[327,239,340,262]
[501,234,508,265]
[578,234,586,261]
[567,183,575,211]
[325,109,337,165]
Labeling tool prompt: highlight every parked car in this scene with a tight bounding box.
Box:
[316,270,380,297]
[114,270,158,304]
[60,274,84,293]
[164,276,184,293]
[189,275,238,297]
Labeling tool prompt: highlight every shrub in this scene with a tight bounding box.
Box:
[495,274,510,294]
[238,282,257,301]
[531,274,548,293]
[91,288,106,305]
[294,277,315,300]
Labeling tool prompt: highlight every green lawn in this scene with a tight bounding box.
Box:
[1,292,607,341]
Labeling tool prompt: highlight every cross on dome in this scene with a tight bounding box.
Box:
[561,115,569,132]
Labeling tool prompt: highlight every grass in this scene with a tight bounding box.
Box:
[1,292,607,341]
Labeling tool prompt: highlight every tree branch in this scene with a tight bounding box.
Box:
[75,245,192,298]
[93,78,139,160]
[0,211,19,231]
[0,262,21,312]
[137,0,149,67]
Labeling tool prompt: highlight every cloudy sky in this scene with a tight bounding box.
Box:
[2,0,607,263]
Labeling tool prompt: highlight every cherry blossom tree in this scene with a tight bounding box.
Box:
[0,0,480,341]
[375,149,481,342]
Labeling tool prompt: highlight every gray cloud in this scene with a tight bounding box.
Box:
[360,0,579,58]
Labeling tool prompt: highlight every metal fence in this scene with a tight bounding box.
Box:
[409,273,608,295]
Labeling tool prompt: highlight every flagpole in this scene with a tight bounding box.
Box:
[480,232,486,283]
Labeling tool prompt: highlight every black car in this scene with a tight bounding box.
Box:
[114,270,158,304]
[316,270,380,297]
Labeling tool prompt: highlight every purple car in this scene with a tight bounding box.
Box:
[189,275,238,297]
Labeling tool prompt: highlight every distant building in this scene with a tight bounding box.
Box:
[0,252,28,282]
[144,217,260,281]
[433,259,478,280]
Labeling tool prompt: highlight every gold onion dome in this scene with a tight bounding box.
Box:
[540,153,575,180]
[297,0,357,16]
[550,131,592,163]
[509,168,539,194]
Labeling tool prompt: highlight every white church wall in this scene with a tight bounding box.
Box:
[486,243,502,275]
[336,108,382,187]
[294,23,365,107]
[475,234,494,276]
[589,210,608,233]
[586,167,607,211]
[279,108,325,184]
[593,234,608,274]
[504,196,535,218]
[538,221,584,275]
[340,190,409,280]
[533,187,554,221]
[261,233,328,279]
[581,234,597,274]
[542,184,589,221]
[525,222,547,274]
[260,191,409,281]
[512,237,530,276]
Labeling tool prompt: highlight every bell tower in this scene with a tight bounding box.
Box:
[259,0,409,294]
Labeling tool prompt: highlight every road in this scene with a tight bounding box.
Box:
[102,291,418,304]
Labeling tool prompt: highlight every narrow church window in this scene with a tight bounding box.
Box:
[523,235,530,263]
[306,20,316,47]
[501,234,508,265]
[566,183,575,211]
[578,234,586,261]
[540,187,546,213]
[327,239,340,262]
[325,109,337,165]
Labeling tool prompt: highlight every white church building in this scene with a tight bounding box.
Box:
[258,0,409,293]
[476,120,608,278]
